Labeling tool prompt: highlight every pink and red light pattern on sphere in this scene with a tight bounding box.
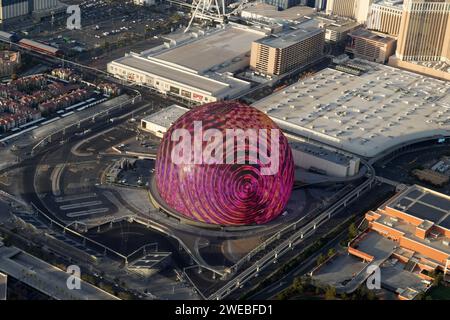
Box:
[155,101,294,226]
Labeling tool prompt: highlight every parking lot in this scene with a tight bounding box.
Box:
[375,144,450,195]
[4,0,189,69]
[116,159,154,188]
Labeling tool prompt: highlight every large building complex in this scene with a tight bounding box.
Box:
[107,24,267,104]
[366,0,450,79]
[313,14,361,42]
[250,25,325,76]
[322,0,450,78]
[240,5,360,43]
[389,0,450,80]
[0,0,64,22]
[346,28,397,63]
[348,185,450,298]
[252,58,450,158]
[395,0,450,63]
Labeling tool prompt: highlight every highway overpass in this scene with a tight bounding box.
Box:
[0,241,119,300]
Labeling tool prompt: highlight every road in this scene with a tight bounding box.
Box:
[206,160,376,300]
[248,230,349,300]
[0,243,119,300]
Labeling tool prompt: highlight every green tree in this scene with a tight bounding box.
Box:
[118,291,133,300]
[103,41,110,52]
[276,291,288,300]
[292,278,304,295]
[316,254,326,266]
[348,223,358,239]
[293,277,302,289]
[367,290,377,300]
[327,248,336,257]
[325,286,337,300]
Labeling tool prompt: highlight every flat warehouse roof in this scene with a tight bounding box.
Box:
[350,28,396,44]
[153,26,265,73]
[388,185,450,228]
[354,232,397,260]
[252,59,450,157]
[141,104,189,129]
[111,55,231,94]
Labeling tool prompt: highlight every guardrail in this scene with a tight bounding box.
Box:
[207,161,376,300]
[31,91,142,155]
[228,185,353,275]
[0,189,32,211]
[30,203,132,264]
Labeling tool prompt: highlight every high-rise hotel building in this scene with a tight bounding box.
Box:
[0,0,62,22]
[367,1,404,36]
[367,0,450,62]
[396,0,450,62]
[250,26,325,76]
[325,0,373,23]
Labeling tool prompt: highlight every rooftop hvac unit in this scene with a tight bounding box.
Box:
[442,241,449,246]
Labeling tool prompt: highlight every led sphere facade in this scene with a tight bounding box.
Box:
[155,101,294,226]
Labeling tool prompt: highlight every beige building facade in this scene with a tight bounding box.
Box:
[326,0,373,22]
[347,28,397,63]
[367,2,403,36]
[250,27,325,76]
[396,0,450,62]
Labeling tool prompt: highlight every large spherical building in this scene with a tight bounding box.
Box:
[155,101,294,226]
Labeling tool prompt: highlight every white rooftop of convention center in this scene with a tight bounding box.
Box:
[109,23,266,98]
[110,54,245,95]
[141,104,189,129]
[252,59,450,157]
[143,24,267,74]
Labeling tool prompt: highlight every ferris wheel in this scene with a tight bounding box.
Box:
[184,0,250,32]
